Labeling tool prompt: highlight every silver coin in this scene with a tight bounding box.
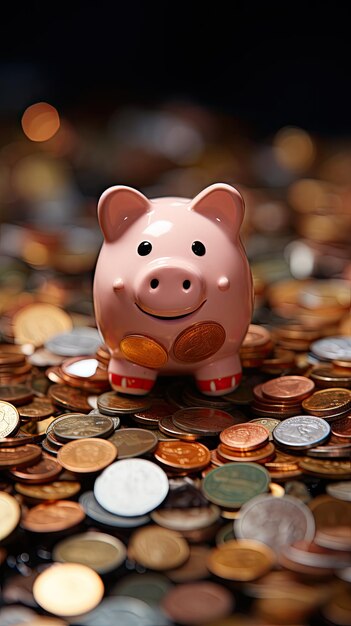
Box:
[311,336,351,361]
[94,459,169,517]
[45,327,102,356]
[79,491,150,528]
[89,409,120,430]
[73,596,171,626]
[52,413,114,442]
[273,415,330,450]
[235,494,315,553]
[326,480,351,501]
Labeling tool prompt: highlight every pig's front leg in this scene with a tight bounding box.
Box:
[195,354,242,396]
[108,357,157,395]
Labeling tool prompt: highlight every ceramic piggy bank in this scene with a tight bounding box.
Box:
[94,183,253,396]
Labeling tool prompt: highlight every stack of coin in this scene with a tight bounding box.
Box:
[216,422,275,465]
[309,365,351,389]
[251,375,315,418]
[239,324,274,368]
[0,348,31,385]
[302,387,351,421]
[272,323,322,353]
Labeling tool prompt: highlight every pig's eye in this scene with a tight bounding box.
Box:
[192,241,206,256]
[137,241,152,256]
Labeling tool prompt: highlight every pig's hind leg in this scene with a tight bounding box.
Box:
[195,354,242,396]
[108,357,157,395]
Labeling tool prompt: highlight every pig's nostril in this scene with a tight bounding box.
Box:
[150,278,159,289]
[183,280,191,290]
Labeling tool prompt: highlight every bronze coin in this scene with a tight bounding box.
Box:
[332,416,351,439]
[129,525,190,570]
[161,581,234,625]
[18,397,55,421]
[302,388,351,417]
[0,384,34,406]
[57,438,117,473]
[300,458,351,479]
[166,545,211,582]
[310,366,351,389]
[154,441,211,471]
[120,334,168,369]
[217,441,276,463]
[97,391,151,415]
[0,353,26,367]
[0,444,42,468]
[21,500,85,532]
[241,324,272,348]
[48,384,92,412]
[261,376,315,402]
[172,407,246,436]
[159,416,198,441]
[52,413,114,442]
[8,454,62,483]
[42,437,60,455]
[108,428,158,459]
[133,400,174,427]
[173,322,226,363]
[220,423,270,451]
[15,480,81,500]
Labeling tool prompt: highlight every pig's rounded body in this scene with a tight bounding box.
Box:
[94,184,253,395]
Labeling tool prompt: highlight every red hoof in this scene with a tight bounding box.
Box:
[197,373,242,394]
[109,373,154,395]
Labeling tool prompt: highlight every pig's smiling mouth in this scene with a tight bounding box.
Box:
[135,300,206,320]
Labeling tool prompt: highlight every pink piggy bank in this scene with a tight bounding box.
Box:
[93,183,253,396]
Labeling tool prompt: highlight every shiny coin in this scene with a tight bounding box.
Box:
[0,491,21,540]
[49,384,92,412]
[261,375,315,402]
[57,438,117,473]
[217,441,275,463]
[220,423,269,451]
[311,336,351,361]
[52,531,127,574]
[13,304,72,347]
[21,500,85,532]
[172,407,245,436]
[272,415,330,450]
[129,525,189,570]
[15,480,81,500]
[0,444,42,468]
[120,334,168,368]
[235,494,316,553]
[154,441,211,471]
[133,400,174,427]
[79,491,150,528]
[8,454,62,483]
[18,397,55,421]
[302,387,351,417]
[45,327,102,356]
[52,413,114,442]
[207,539,275,581]
[173,322,226,363]
[202,463,270,509]
[94,458,169,516]
[332,415,351,439]
[0,384,33,406]
[249,417,280,440]
[73,596,170,626]
[0,400,20,437]
[107,428,158,458]
[161,581,234,625]
[159,416,197,441]
[97,391,151,415]
[33,562,104,617]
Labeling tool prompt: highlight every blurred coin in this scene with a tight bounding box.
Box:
[0,444,42,469]
[314,526,351,551]
[158,415,197,440]
[261,375,315,402]
[8,454,62,483]
[72,596,170,626]
[220,423,269,451]
[161,581,233,625]
[129,525,189,570]
[49,384,92,412]
[21,500,85,532]
[310,366,351,389]
[0,384,33,405]
[241,324,272,348]
[172,407,245,436]
[15,480,81,501]
[272,415,330,450]
[97,391,151,415]
[235,494,315,553]
[57,438,117,473]
[306,441,351,458]
[173,322,225,363]
[202,463,270,508]
[165,545,210,582]
[207,539,275,581]
[300,457,351,478]
[154,441,211,471]
[52,413,114,442]
[0,491,21,540]
[308,494,351,528]
[326,480,351,501]
[29,348,64,367]
[33,562,104,617]
[111,573,172,605]
[52,531,126,574]
[79,491,150,527]
[311,336,351,361]
[0,401,19,437]
[45,327,102,356]
[151,504,220,531]
[107,428,157,458]
[13,304,72,347]
[94,458,169,516]
[120,334,168,368]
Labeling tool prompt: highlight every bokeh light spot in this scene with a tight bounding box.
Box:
[274,127,315,173]
[21,102,60,142]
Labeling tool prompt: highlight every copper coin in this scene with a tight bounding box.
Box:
[166,545,211,582]
[0,430,44,447]
[8,454,62,483]
[241,324,272,348]
[15,480,81,500]
[133,400,174,427]
[300,458,351,479]
[120,334,168,368]
[161,581,234,625]
[217,441,275,463]
[0,400,20,437]
[58,437,117,473]
[158,416,197,441]
[302,388,351,417]
[332,416,351,439]
[310,366,351,389]
[60,356,109,387]
[97,391,151,415]
[0,384,33,406]
[18,397,55,421]
[308,494,351,528]
[207,539,275,581]
[42,437,60,456]
[21,500,85,532]
[0,444,42,468]
[0,352,26,367]
[52,413,114,442]
[173,322,226,363]
[154,441,211,470]
[128,525,190,570]
[49,384,92,412]
[108,428,158,458]
[261,376,315,402]
[172,407,245,436]
[220,423,269,451]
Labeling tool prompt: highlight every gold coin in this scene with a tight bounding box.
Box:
[0,491,21,540]
[0,401,20,438]
[33,562,104,616]
[13,304,72,347]
[129,525,190,570]
[207,539,275,581]
[14,480,81,500]
[57,438,117,473]
[173,322,226,363]
[300,457,351,478]
[52,531,127,574]
[308,494,351,529]
[120,334,168,368]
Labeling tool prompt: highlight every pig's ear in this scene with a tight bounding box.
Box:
[98,186,150,242]
[190,183,244,240]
